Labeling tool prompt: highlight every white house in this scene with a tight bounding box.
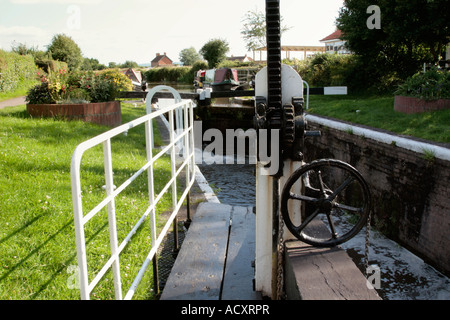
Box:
[320,29,351,55]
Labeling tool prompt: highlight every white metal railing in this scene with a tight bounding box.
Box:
[303,80,310,110]
[70,98,196,300]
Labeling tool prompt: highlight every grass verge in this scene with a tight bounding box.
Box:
[0,79,37,102]
[0,103,180,300]
[307,95,450,144]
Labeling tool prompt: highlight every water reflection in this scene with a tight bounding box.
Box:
[197,153,255,207]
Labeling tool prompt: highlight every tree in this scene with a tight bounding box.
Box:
[241,9,290,52]
[81,57,107,71]
[11,41,38,56]
[200,39,229,69]
[179,47,202,66]
[121,60,139,68]
[47,33,83,70]
[337,0,450,81]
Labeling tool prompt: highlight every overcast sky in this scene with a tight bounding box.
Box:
[0,0,344,65]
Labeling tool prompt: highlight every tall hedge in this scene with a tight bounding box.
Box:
[0,50,37,93]
[144,66,191,83]
[288,53,402,93]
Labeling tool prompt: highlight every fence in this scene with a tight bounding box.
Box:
[70,98,196,300]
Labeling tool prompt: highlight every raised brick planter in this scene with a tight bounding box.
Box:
[394,95,450,114]
[27,101,122,127]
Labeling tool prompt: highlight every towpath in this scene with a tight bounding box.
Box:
[0,96,26,110]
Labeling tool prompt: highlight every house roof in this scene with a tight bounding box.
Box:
[122,68,143,85]
[151,53,173,63]
[227,55,253,62]
[122,68,142,82]
[320,29,343,42]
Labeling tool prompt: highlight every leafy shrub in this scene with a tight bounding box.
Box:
[290,53,359,88]
[26,68,132,104]
[101,69,133,92]
[35,57,68,74]
[57,87,90,104]
[288,53,401,93]
[395,68,450,100]
[26,82,54,104]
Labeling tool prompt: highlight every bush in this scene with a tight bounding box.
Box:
[101,69,133,92]
[26,82,54,104]
[35,57,68,74]
[290,53,359,88]
[0,49,37,93]
[289,53,400,93]
[395,68,450,100]
[26,68,132,104]
[178,61,209,84]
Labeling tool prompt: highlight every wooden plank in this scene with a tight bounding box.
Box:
[160,202,232,300]
[221,206,261,300]
[284,220,381,300]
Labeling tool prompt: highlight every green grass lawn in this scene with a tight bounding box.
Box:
[307,95,450,144]
[0,103,179,300]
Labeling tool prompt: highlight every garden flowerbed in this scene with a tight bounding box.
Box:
[25,67,132,127]
[394,68,450,114]
[394,95,450,114]
[27,101,121,127]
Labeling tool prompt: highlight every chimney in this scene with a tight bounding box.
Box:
[164,52,167,56]
[156,53,160,56]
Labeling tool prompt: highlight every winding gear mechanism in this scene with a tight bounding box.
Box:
[254,0,371,248]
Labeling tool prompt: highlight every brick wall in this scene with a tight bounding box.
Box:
[304,118,450,276]
[394,95,450,114]
[27,101,122,127]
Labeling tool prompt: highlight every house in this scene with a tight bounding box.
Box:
[122,68,147,91]
[122,68,143,85]
[320,29,351,54]
[151,53,173,67]
[227,54,254,63]
[446,43,450,69]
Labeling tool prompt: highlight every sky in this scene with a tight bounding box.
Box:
[0,0,344,65]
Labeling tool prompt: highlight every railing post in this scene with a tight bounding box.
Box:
[184,102,192,225]
[145,118,159,295]
[71,154,90,300]
[103,138,123,300]
[169,108,179,254]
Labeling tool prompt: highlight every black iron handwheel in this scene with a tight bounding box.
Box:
[281,159,371,247]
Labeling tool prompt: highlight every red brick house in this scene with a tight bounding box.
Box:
[151,53,173,67]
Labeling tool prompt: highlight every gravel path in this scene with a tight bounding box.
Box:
[0,96,26,109]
